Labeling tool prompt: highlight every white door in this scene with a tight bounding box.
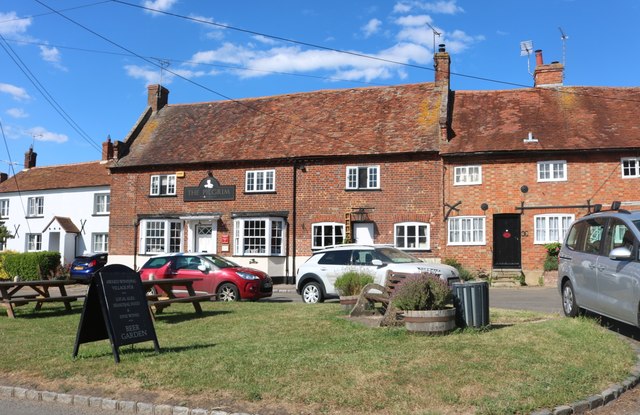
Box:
[354,223,374,244]
[195,225,215,253]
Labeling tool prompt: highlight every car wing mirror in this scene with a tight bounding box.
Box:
[609,247,632,260]
[371,259,385,267]
[197,264,208,273]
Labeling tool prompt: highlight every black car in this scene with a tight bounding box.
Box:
[70,253,108,282]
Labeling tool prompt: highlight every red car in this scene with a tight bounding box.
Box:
[138,253,273,301]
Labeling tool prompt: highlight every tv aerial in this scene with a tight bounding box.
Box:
[559,27,568,80]
[426,21,442,54]
[519,40,534,75]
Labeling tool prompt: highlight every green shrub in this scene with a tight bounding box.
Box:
[443,258,474,281]
[544,255,558,271]
[544,242,562,257]
[3,251,61,281]
[391,273,453,311]
[334,270,374,296]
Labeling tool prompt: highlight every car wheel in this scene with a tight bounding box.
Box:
[301,281,324,304]
[217,283,239,302]
[562,280,579,317]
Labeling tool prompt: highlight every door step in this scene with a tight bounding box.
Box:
[491,269,523,287]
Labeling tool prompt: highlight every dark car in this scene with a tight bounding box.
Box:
[138,253,273,301]
[70,253,108,282]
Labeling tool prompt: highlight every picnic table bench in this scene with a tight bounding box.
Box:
[349,271,417,326]
[141,278,215,317]
[0,280,84,318]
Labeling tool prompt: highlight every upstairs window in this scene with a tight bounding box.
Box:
[534,214,574,244]
[622,158,640,178]
[27,196,44,217]
[346,166,379,190]
[312,222,345,249]
[0,199,8,218]
[454,166,482,185]
[94,193,110,215]
[150,174,176,196]
[245,169,275,192]
[537,160,567,182]
[395,222,430,250]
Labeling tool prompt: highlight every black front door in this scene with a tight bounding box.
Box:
[493,214,521,268]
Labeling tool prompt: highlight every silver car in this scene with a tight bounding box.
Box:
[558,206,640,327]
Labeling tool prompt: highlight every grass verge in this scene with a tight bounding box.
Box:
[0,302,635,414]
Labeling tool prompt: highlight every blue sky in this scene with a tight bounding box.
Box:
[0,0,638,169]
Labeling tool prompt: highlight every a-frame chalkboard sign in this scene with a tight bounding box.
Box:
[73,264,159,363]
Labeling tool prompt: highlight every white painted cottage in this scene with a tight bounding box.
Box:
[0,145,111,265]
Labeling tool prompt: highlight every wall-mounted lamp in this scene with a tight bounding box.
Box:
[480,203,489,211]
[207,170,213,177]
[520,185,529,194]
[297,164,307,172]
[249,258,258,264]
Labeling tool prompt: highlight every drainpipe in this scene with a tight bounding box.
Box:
[133,219,139,270]
[291,163,297,285]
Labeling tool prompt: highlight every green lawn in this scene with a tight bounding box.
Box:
[0,302,635,414]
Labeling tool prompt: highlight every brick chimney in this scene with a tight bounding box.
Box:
[434,44,450,89]
[24,146,36,169]
[102,135,114,161]
[0,173,7,183]
[534,49,564,87]
[147,84,169,112]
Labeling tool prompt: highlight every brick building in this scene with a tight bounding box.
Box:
[107,49,453,282]
[441,50,640,283]
[106,45,640,284]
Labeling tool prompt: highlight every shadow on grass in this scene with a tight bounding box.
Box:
[582,310,640,342]
[76,342,217,360]
[152,309,232,324]
[14,306,84,319]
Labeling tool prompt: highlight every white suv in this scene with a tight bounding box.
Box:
[296,244,461,304]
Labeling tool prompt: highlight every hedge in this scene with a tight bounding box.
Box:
[1,251,61,281]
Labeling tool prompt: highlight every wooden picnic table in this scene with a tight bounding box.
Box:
[0,279,84,318]
[140,278,215,316]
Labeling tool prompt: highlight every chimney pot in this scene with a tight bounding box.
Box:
[535,49,544,66]
[23,147,37,169]
[438,44,446,52]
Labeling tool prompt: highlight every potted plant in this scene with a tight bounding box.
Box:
[391,273,456,334]
[334,270,374,311]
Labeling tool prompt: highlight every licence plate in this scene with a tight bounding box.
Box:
[74,266,84,270]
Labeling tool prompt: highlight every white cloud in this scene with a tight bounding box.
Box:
[125,65,205,85]
[39,45,67,71]
[361,18,382,38]
[6,108,28,118]
[188,14,226,40]
[27,127,68,143]
[444,30,485,53]
[0,83,30,101]
[395,14,433,27]
[393,1,463,15]
[142,0,178,14]
[0,11,31,37]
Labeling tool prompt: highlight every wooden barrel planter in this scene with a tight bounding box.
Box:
[339,295,359,312]
[403,308,456,335]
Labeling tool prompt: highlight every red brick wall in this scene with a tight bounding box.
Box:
[443,152,640,272]
[109,153,445,260]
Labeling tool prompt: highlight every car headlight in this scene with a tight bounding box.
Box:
[237,271,260,280]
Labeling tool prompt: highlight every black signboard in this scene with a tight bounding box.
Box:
[73,264,159,363]
[184,175,235,201]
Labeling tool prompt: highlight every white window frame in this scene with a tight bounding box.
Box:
[454,166,482,186]
[245,169,275,193]
[534,214,575,244]
[0,199,9,218]
[312,222,345,249]
[150,174,177,196]
[26,196,44,217]
[346,166,380,190]
[94,193,110,215]
[234,217,286,256]
[448,216,486,246]
[139,219,182,254]
[92,233,109,252]
[621,158,640,178]
[537,160,567,182]
[26,233,42,252]
[395,222,430,250]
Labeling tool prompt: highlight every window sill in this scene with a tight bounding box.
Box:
[244,191,277,195]
[148,194,177,198]
[92,213,110,217]
[26,216,44,219]
[344,188,381,192]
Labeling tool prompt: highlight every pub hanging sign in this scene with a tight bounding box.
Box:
[184,175,236,201]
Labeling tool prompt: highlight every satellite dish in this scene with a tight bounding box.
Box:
[520,40,533,56]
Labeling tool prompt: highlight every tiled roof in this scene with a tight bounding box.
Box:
[444,86,640,155]
[0,161,111,193]
[43,216,81,233]
[114,82,444,168]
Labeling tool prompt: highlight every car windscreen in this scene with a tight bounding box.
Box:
[201,254,240,269]
[375,247,421,263]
